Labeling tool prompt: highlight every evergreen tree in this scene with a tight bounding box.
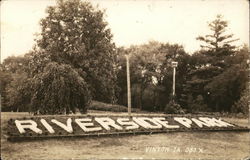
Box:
[197,15,238,53]
[185,15,240,112]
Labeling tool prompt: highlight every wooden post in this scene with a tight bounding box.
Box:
[126,55,131,117]
[171,61,178,99]
[173,67,176,97]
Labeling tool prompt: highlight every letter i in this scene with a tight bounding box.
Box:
[41,119,55,134]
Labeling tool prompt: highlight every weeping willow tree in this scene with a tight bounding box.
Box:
[30,62,91,115]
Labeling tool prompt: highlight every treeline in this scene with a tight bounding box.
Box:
[115,42,249,114]
[0,0,249,114]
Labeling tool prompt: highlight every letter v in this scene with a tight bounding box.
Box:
[51,118,73,133]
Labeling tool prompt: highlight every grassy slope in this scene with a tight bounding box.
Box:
[1,112,249,160]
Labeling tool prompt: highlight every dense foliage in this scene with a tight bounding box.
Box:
[164,100,185,114]
[182,15,248,113]
[1,0,115,114]
[36,0,117,103]
[0,5,248,116]
[30,62,91,114]
[116,41,190,112]
[231,88,249,114]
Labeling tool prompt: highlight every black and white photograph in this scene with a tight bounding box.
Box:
[0,0,249,159]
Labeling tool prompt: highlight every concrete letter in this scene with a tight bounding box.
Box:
[40,119,55,133]
[153,117,180,129]
[51,118,73,133]
[117,118,139,130]
[75,118,102,132]
[95,117,123,130]
[174,117,192,128]
[198,117,223,127]
[15,120,42,134]
[133,117,162,129]
[191,118,211,128]
[212,118,234,127]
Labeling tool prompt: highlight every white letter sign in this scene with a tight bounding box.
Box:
[191,118,211,128]
[9,115,242,141]
[95,117,123,130]
[116,118,139,130]
[153,117,180,129]
[40,119,55,134]
[15,120,42,134]
[174,117,192,128]
[133,117,162,129]
[51,118,73,133]
[75,118,102,132]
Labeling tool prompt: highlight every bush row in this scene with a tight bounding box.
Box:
[89,101,140,112]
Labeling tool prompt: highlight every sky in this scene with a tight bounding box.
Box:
[1,0,249,62]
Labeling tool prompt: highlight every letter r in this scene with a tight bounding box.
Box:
[15,120,42,134]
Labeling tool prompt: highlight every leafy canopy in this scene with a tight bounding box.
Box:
[30,62,91,115]
[36,0,117,103]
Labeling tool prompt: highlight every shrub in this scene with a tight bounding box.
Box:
[89,101,140,112]
[231,89,248,115]
[190,95,209,112]
[164,100,185,114]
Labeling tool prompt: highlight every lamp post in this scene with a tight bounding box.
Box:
[171,61,178,98]
[125,54,131,117]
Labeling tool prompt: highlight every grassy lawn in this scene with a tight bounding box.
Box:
[1,112,249,160]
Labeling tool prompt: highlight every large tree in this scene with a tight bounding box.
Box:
[0,55,31,111]
[0,68,12,111]
[204,45,249,111]
[1,0,118,114]
[159,43,190,107]
[30,62,91,114]
[4,72,30,112]
[36,0,117,103]
[116,41,189,111]
[185,15,243,112]
[197,15,238,54]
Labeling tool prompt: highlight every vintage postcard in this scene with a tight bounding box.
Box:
[1,0,249,159]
